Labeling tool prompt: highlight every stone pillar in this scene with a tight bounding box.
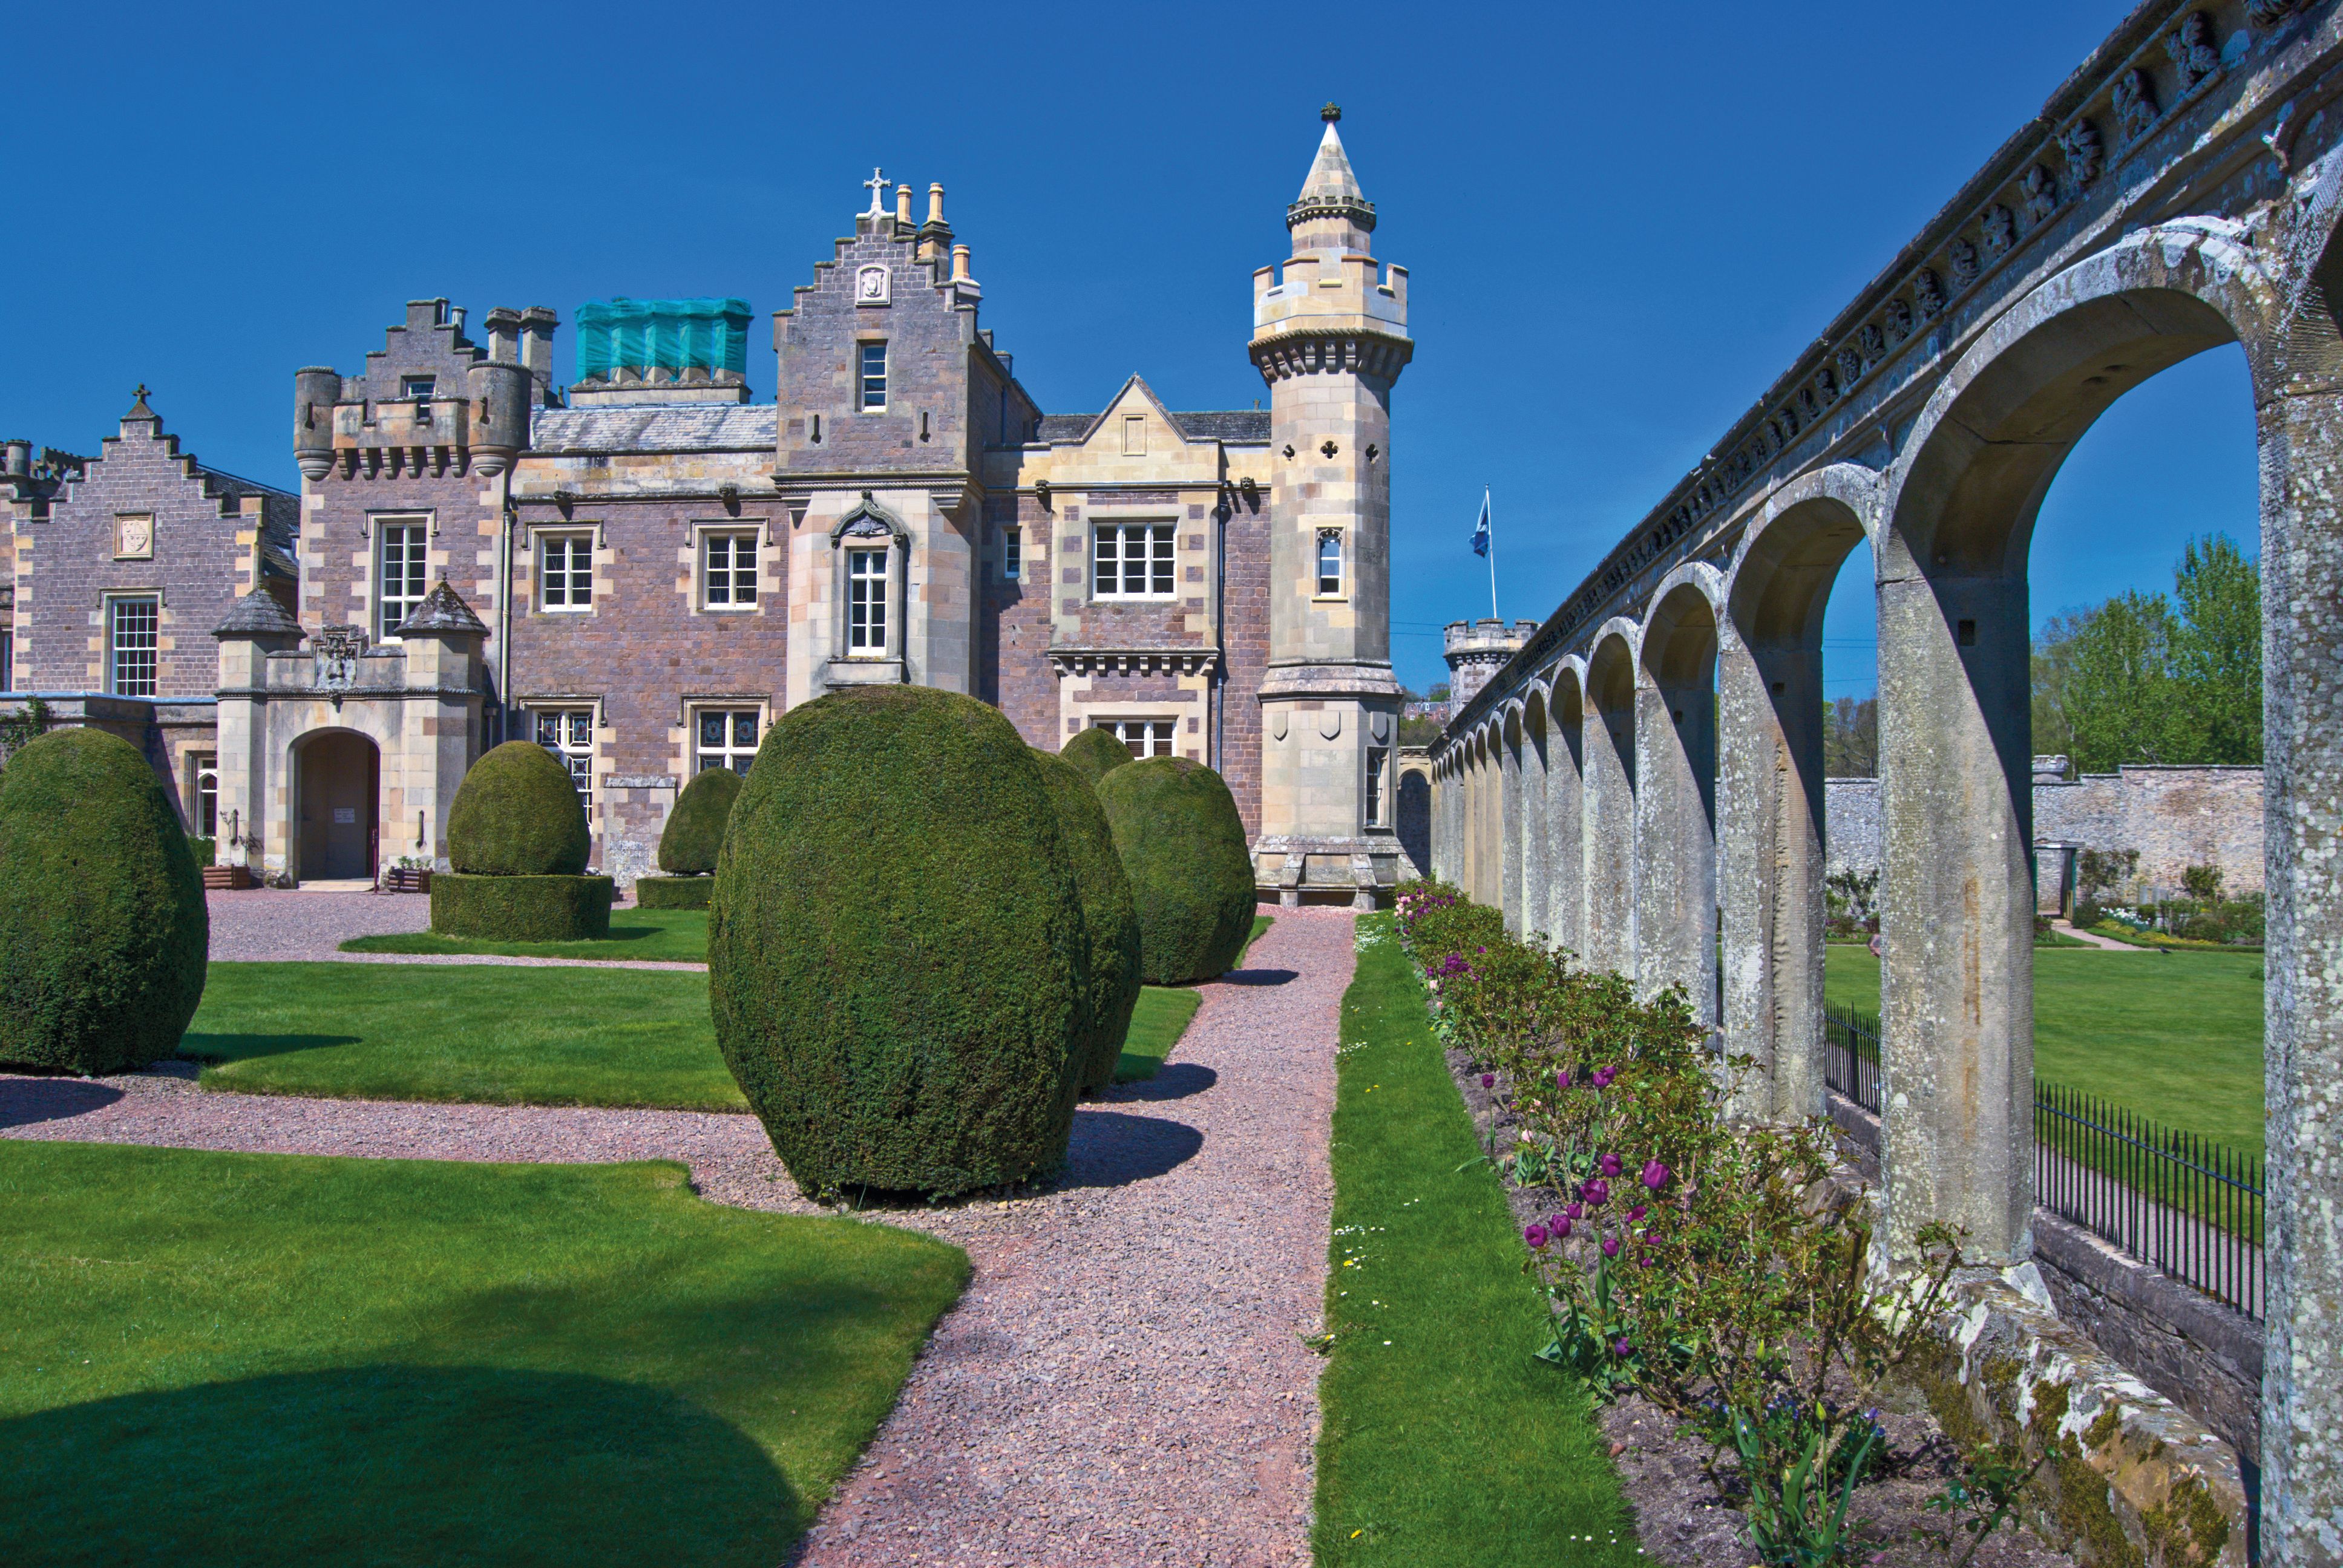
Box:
[1459,751,1478,899]
[2256,385,2343,1566]
[1481,741,1502,906]
[1633,673,1717,1024]
[1877,564,2034,1266]
[1717,621,1829,1122]
[1499,717,1524,934]
[1582,691,1636,976]
[1544,694,1585,957]
[1520,704,1551,942]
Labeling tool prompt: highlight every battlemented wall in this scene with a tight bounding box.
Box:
[1825,765,2264,895]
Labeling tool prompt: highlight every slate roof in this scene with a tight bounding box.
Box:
[213,589,302,638]
[1032,410,1270,445]
[530,404,779,455]
[395,578,489,635]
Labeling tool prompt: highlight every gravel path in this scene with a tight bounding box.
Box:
[204,888,707,972]
[4,906,1354,1567]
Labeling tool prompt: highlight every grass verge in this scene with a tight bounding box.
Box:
[1824,944,2264,1157]
[0,1140,966,1567]
[183,961,746,1111]
[342,909,709,963]
[1313,913,1638,1565]
[1113,987,1204,1083]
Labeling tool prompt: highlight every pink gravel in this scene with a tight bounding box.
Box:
[203,887,706,972]
[2,904,1355,1567]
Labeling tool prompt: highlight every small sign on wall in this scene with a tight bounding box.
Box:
[332,808,356,825]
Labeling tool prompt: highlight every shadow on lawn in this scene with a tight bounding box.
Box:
[0,1364,800,1567]
[178,1033,363,1064]
[1061,1108,1205,1188]
[0,1077,125,1129]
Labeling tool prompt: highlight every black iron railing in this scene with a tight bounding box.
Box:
[2035,1079,2264,1320]
[1824,1002,1881,1114]
[1823,1002,2264,1320]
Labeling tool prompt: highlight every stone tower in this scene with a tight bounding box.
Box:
[1443,618,1538,713]
[1249,107,1412,907]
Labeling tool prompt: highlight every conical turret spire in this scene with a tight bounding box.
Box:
[1286,105,1375,247]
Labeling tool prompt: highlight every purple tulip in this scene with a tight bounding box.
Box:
[1640,1254,1657,1268]
[1599,1153,1622,1179]
[1612,1338,1632,1358]
[1565,1201,1584,1221]
[1552,1216,1573,1240]
[1591,1065,1618,1089]
[1626,1204,1648,1224]
[1601,1234,1621,1259]
[1556,1069,1571,1091]
[1581,1178,1610,1207]
[1642,1158,1671,1191]
[1480,1073,1495,1089]
[1524,1223,1549,1249]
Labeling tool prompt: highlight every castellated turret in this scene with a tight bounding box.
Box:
[291,299,552,482]
[1248,107,1413,909]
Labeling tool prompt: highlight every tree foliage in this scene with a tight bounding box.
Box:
[1821,696,1876,778]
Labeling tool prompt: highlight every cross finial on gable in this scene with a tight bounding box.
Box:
[862,168,891,217]
[126,384,156,418]
[1321,103,1341,123]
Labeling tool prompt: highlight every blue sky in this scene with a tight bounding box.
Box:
[0,0,2258,696]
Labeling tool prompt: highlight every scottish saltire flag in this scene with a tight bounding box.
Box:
[1471,489,1491,557]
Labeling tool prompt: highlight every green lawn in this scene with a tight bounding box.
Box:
[183,961,746,1111]
[344,909,710,963]
[1823,945,2265,1156]
[1113,986,1204,1083]
[0,1140,966,1567]
[1313,915,1637,1565]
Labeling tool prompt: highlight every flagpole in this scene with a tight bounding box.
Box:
[1484,485,1499,620]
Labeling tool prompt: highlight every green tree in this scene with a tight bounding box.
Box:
[2030,610,2090,763]
[2062,590,2177,774]
[1822,695,1876,777]
[2166,533,2261,765]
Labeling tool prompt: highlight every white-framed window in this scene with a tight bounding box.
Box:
[1093,523,1175,599]
[1317,528,1345,596]
[859,342,888,410]
[539,533,593,612]
[401,374,436,402]
[192,753,218,837]
[109,596,159,697]
[695,708,761,775]
[1365,744,1389,828]
[533,708,595,806]
[1002,526,1022,581]
[847,547,889,653]
[1095,717,1175,759]
[377,519,429,638]
[703,532,758,609]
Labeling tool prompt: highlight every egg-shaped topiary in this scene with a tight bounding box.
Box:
[1030,746,1143,1094]
[446,740,591,877]
[1095,756,1256,984]
[709,685,1093,1198]
[1058,725,1134,788]
[657,767,740,875]
[0,727,209,1074]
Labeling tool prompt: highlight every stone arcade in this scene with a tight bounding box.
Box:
[1,114,1411,904]
[1430,4,2343,1560]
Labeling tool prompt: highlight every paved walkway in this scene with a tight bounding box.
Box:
[4,906,1354,1567]
[2049,919,2152,952]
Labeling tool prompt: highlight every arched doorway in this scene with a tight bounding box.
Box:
[295,730,380,883]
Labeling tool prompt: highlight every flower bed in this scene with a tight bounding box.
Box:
[1391,881,2087,1568]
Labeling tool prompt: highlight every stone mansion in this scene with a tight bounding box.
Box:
[0,112,1414,902]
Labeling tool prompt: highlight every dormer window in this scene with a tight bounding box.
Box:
[859,343,887,410]
[401,375,436,402]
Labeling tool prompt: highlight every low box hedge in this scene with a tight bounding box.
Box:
[431,873,614,941]
[634,875,713,910]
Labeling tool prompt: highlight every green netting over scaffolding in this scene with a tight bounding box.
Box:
[574,298,752,382]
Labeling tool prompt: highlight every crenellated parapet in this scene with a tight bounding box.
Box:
[294,299,551,483]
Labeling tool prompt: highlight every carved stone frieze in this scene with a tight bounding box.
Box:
[1913,269,1946,321]
[2059,119,2104,188]
[2021,163,2060,227]
[2113,68,2160,143]
[1858,324,1887,364]
[1949,236,1981,287]
[2246,0,2305,30]
[2167,11,2220,93]
[1981,204,2016,256]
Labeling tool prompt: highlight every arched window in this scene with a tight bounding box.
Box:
[1317,529,1344,596]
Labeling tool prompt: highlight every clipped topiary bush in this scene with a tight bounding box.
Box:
[1096,756,1256,984]
[1031,747,1143,1094]
[446,740,590,877]
[430,874,615,940]
[710,685,1092,1198]
[633,875,713,910]
[0,727,209,1073]
[657,768,740,875]
[433,740,609,939]
[1059,725,1134,788]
